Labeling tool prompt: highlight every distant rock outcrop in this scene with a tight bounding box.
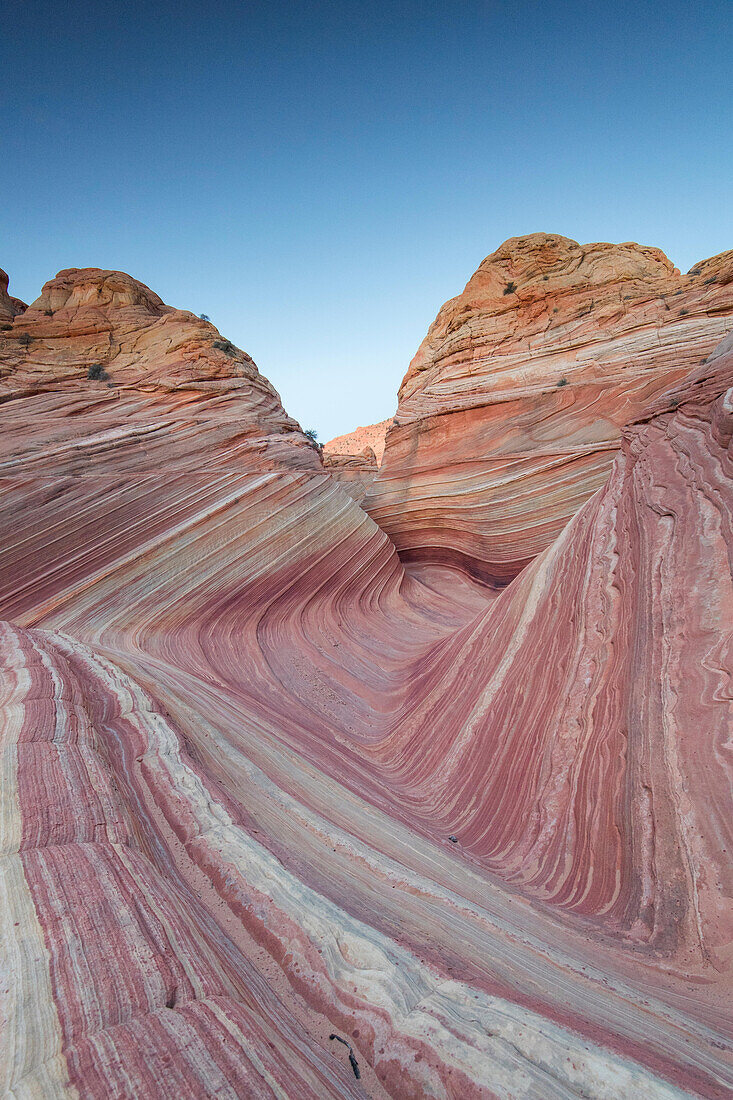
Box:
[324,418,391,463]
[322,419,390,501]
[322,446,378,503]
[0,267,26,324]
[365,234,733,585]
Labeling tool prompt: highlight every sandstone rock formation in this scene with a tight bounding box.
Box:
[365,234,733,586]
[0,259,731,1099]
[322,420,390,502]
[0,267,26,324]
[325,419,391,463]
[0,267,319,480]
[322,446,379,502]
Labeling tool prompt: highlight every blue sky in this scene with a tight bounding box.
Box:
[3,0,731,440]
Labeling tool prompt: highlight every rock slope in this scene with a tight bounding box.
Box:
[325,420,391,464]
[0,261,731,1099]
[365,234,733,586]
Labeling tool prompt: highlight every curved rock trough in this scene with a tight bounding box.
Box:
[0,248,732,1098]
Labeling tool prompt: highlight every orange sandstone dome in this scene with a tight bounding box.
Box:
[365,232,733,585]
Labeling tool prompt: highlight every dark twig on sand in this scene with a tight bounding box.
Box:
[329,1034,361,1079]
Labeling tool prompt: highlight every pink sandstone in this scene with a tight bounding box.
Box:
[365,234,733,586]
[0,258,731,1099]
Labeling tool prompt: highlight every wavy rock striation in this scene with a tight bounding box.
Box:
[365,234,733,586]
[0,261,731,1099]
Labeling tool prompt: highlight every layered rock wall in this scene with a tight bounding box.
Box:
[365,234,733,585]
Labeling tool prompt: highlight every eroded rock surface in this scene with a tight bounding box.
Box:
[0,261,731,1099]
[366,234,733,585]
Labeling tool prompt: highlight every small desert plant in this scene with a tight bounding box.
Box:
[17,332,32,346]
[504,281,517,295]
[304,428,319,444]
[199,313,211,321]
[87,363,109,381]
[213,339,236,358]
[557,377,568,387]
[679,309,688,316]
[542,275,549,281]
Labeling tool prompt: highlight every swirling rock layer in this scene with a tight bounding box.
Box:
[366,234,733,586]
[0,264,732,1099]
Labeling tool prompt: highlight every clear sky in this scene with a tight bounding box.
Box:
[3,0,732,441]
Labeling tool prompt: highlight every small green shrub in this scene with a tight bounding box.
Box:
[199,313,211,321]
[504,281,517,295]
[17,332,32,346]
[679,309,688,316]
[304,428,319,443]
[557,377,568,387]
[87,363,109,380]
